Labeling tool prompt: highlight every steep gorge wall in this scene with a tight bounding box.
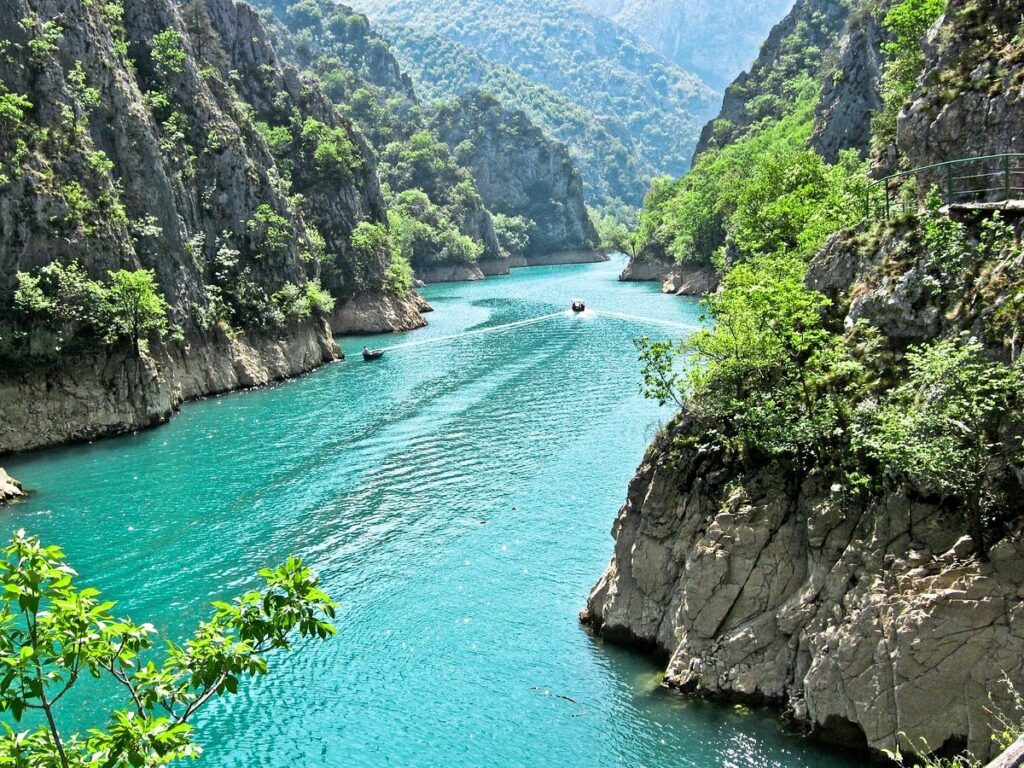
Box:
[0,0,425,455]
[587,1,1024,762]
[432,91,601,262]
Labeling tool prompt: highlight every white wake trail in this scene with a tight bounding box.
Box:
[381,311,567,353]
[590,310,701,333]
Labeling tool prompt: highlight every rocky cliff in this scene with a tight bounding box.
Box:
[0,468,24,504]
[0,0,425,454]
[432,92,601,262]
[587,2,1024,763]
[693,0,857,160]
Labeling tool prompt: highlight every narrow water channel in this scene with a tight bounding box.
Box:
[3,256,861,767]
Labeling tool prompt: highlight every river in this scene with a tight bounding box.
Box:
[3,255,860,767]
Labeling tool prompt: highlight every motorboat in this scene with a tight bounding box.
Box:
[571,300,586,313]
[362,348,385,361]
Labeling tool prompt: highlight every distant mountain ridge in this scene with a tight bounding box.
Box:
[349,0,720,210]
[576,0,796,91]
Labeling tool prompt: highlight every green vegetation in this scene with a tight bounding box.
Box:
[4,264,170,361]
[872,0,948,150]
[150,28,187,77]
[253,0,512,274]
[632,0,1024,613]
[375,25,647,209]
[635,80,867,266]
[389,190,483,268]
[358,0,715,192]
[856,335,1024,557]
[638,254,868,463]
[0,530,334,767]
[106,269,171,356]
[350,221,413,295]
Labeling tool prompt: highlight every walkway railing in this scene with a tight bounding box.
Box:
[865,153,1024,220]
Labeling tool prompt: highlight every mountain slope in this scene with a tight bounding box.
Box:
[350,0,718,209]
[253,0,600,278]
[0,0,425,452]
[373,25,647,210]
[576,0,796,91]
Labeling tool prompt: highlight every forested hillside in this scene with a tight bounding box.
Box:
[350,0,719,212]
[370,25,646,211]
[254,0,600,279]
[576,0,795,90]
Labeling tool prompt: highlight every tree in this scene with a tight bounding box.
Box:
[637,254,869,463]
[856,335,1024,557]
[106,269,169,356]
[0,530,336,767]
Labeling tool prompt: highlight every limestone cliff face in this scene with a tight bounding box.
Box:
[0,469,24,504]
[0,0,424,454]
[809,8,887,163]
[587,409,1024,761]
[589,5,1024,761]
[432,92,601,262]
[898,0,1024,175]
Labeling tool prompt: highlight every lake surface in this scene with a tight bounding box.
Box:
[4,256,861,767]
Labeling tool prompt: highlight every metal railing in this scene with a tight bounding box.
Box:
[865,153,1024,220]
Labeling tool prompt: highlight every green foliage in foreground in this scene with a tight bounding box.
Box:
[0,531,336,767]
[633,78,867,266]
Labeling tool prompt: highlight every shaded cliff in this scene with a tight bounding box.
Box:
[432,92,601,262]
[0,0,425,453]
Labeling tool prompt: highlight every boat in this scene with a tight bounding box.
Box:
[571,300,586,313]
[362,348,385,361]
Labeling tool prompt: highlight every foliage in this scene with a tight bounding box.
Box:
[271,280,335,319]
[350,221,412,295]
[634,79,866,265]
[106,269,170,356]
[150,29,187,78]
[388,191,483,268]
[592,211,633,255]
[872,0,948,151]
[0,530,335,768]
[855,335,1024,556]
[492,214,534,260]
[5,264,169,360]
[638,254,871,463]
[299,118,362,181]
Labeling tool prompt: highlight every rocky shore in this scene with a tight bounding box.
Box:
[620,256,719,296]
[0,469,24,504]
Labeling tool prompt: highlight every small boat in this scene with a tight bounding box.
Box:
[362,348,385,361]
[571,300,586,313]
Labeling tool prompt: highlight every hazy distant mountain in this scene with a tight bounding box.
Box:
[576,0,796,90]
[350,0,719,210]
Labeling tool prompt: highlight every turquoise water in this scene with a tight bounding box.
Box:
[3,256,861,768]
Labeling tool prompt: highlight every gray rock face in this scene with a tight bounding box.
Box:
[0,320,340,454]
[0,469,24,504]
[432,92,600,258]
[810,13,886,162]
[0,0,425,454]
[586,418,1024,761]
[661,263,720,296]
[898,1,1024,188]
